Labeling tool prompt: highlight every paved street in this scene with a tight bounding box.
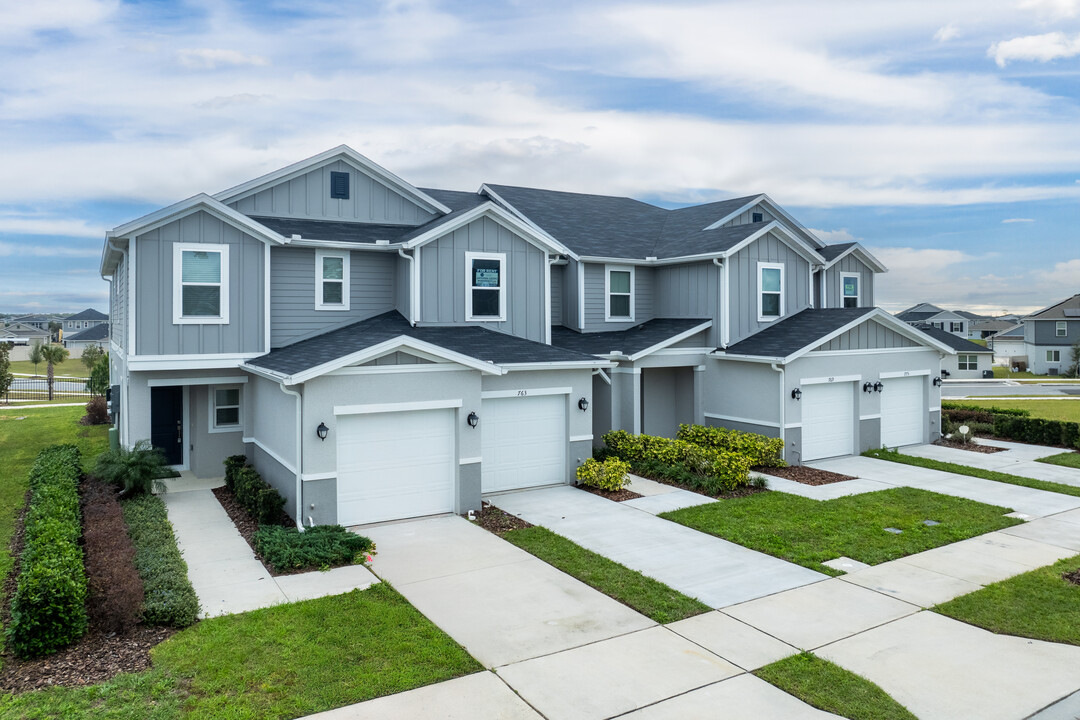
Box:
[944,380,1080,398]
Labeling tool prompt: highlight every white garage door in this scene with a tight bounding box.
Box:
[881,375,925,448]
[801,381,855,462]
[482,394,566,493]
[336,409,455,526]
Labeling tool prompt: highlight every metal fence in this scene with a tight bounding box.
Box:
[3,375,94,404]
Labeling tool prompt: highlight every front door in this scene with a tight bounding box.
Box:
[150,386,184,466]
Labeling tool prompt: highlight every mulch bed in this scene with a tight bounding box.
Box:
[934,438,1005,454]
[753,465,856,486]
[210,485,299,576]
[576,484,643,502]
[472,502,532,535]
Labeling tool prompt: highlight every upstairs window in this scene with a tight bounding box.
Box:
[210,386,242,432]
[958,354,978,370]
[173,243,229,324]
[465,252,506,321]
[950,322,963,333]
[315,250,350,311]
[606,266,635,321]
[330,171,350,199]
[840,273,860,308]
[1058,321,1068,337]
[758,262,784,321]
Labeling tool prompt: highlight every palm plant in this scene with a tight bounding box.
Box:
[40,344,69,401]
[94,440,169,496]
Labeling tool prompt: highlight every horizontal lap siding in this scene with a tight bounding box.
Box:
[728,231,811,346]
[582,263,654,332]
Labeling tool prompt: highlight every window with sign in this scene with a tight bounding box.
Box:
[173,243,229,324]
[606,266,634,321]
[958,354,978,370]
[465,252,505,321]
[210,386,242,432]
[316,250,350,311]
[758,262,784,321]
[840,273,859,308]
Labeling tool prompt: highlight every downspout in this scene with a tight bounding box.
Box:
[545,254,558,345]
[713,257,729,348]
[278,383,306,532]
[397,248,416,326]
[770,362,787,462]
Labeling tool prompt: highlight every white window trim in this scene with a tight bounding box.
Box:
[605,265,635,322]
[839,271,860,308]
[757,262,784,322]
[950,322,964,333]
[1047,350,1061,363]
[1057,321,1068,337]
[173,243,229,325]
[958,354,977,370]
[464,251,507,322]
[315,249,351,311]
[208,385,243,434]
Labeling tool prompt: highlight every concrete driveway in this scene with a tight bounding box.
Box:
[905,439,1080,488]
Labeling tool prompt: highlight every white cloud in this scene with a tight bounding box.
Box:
[0,0,116,38]
[1034,258,1080,288]
[178,49,269,70]
[935,24,961,42]
[1002,217,1035,223]
[0,215,102,238]
[0,241,100,257]
[808,228,857,244]
[1019,0,1080,20]
[989,32,1080,66]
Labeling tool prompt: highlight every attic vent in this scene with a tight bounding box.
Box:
[330,171,350,200]
[752,212,764,223]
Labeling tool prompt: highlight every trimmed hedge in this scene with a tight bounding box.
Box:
[994,415,1080,449]
[676,424,786,468]
[942,402,1030,418]
[602,429,752,494]
[226,460,287,526]
[121,493,200,627]
[576,457,632,491]
[6,445,89,658]
[253,525,375,574]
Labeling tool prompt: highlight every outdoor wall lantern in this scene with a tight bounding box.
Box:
[467,412,479,428]
[316,422,329,441]
[862,382,874,394]
[578,397,589,411]
[941,369,951,378]
[791,388,802,401]
[873,382,884,393]
[932,376,943,387]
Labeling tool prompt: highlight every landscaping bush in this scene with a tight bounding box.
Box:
[81,478,144,633]
[994,415,1080,449]
[230,464,288,525]
[677,424,786,468]
[942,402,1030,418]
[94,439,169,496]
[602,430,753,494]
[80,395,110,426]
[223,454,248,492]
[121,493,199,627]
[576,457,632,491]
[6,445,89,658]
[253,525,375,574]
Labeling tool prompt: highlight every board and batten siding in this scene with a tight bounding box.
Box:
[813,320,918,351]
[654,262,721,346]
[228,159,436,225]
[564,259,581,331]
[824,255,876,308]
[269,246,395,347]
[582,263,654,332]
[721,206,775,227]
[727,231,812,346]
[111,254,127,350]
[418,216,547,343]
[550,264,564,327]
[134,211,265,355]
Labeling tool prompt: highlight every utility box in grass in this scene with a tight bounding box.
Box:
[108,427,119,451]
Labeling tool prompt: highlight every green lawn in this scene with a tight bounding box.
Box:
[934,554,1080,646]
[865,447,1080,499]
[0,585,482,719]
[660,487,1021,575]
[8,358,87,377]
[756,652,917,720]
[954,398,1080,423]
[1038,452,1080,469]
[501,526,710,623]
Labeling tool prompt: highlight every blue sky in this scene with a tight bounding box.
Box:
[0,0,1077,315]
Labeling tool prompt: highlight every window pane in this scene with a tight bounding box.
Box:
[472,288,500,317]
[610,294,631,317]
[215,388,239,406]
[761,267,781,292]
[322,256,344,280]
[182,250,221,283]
[761,293,780,317]
[323,281,343,305]
[843,276,858,297]
[843,296,858,309]
[216,407,240,426]
[610,270,631,294]
[473,259,501,288]
[182,285,220,316]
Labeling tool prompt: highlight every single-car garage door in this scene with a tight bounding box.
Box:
[482,394,566,493]
[801,381,855,461]
[881,375,925,448]
[337,408,456,526]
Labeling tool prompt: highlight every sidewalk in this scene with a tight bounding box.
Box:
[904,438,1080,488]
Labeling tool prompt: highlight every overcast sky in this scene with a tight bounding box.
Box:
[1,0,1077,315]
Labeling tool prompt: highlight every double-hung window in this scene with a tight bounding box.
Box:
[315,250,350,311]
[840,273,860,308]
[606,266,634,321]
[758,262,784,321]
[1057,321,1068,337]
[465,252,506,321]
[1047,350,1061,363]
[950,322,963,333]
[210,386,242,433]
[173,243,229,324]
[957,354,977,370]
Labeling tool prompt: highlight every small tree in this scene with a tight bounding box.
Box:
[87,352,109,396]
[80,343,104,372]
[48,320,61,343]
[40,344,69,401]
[28,340,44,376]
[1067,340,1080,379]
[0,342,12,402]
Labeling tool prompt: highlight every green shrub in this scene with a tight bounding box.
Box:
[223,454,248,492]
[253,525,375,574]
[121,493,200,627]
[993,415,1080,449]
[94,439,169,496]
[942,402,1030,418]
[677,424,786,468]
[576,457,632,491]
[230,465,287,525]
[256,485,287,525]
[6,445,89,657]
[602,430,753,494]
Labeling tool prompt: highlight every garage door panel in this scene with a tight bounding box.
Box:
[482,395,566,493]
[801,382,854,462]
[881,375,925,448]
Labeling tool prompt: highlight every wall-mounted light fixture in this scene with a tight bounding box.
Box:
[316,422,329,441]
[791,388,802,401]
[940,369,951,378]
[467,412,479,428]
[873,381,884,393]
[862,382,874,394]
[578,397,589,411]
[932,376,943,387]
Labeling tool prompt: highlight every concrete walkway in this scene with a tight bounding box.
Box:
[162,476,379,618]
[905,439,1080,488]
[490,485,826,608]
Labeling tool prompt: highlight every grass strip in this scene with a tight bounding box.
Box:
[934,553,1080,646]
[1037,452,1080,469]
[864,447,1080,498]
[949,398,1080,423]
[501,526,711,623]
[756,652,917,720]
[661,487,1021,575]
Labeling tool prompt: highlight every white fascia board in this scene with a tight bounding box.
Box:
[577,251,729,266]
[822,243,888,273]
[478,184,577,259]
[285,336,505,384]
[402,202,572,257]
[128,353,264,371]
[240,363,290,383]
[720,222,825,267]
[701,194,823,249]
[212,145,452,215]
[627,321,712,361]
[783,309,957,364]
[702,195,765,231]
[709,351,784,364]
[107,194,286,247]
[288,238,401,252]
[500,360,618,371]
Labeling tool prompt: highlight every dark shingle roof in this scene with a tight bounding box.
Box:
[65,308,108,322]
[724,308,876,358]
[994,324,1025,338]
[250,216,415,245]
[817,243,857,262]
[551,319,711,357]
[248,312,601,377]
[66,324,109,342]
[911,324,990,353]
[896,310,939,322]
[1028,293,1080,320]
[955,310,985,320]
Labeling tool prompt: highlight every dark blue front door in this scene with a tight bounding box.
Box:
[150,386,184,466]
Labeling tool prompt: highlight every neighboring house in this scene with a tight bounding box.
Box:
[896,304,970,338]
[63,308,109,336]
[970,318,1016,340]
[64,322,109,356]
[100,146,954,528]
[0,322,52,361]
[11,314,50,331]
[1024,293,1080,375]
[915,325,993,379]
[988,324,1027,367]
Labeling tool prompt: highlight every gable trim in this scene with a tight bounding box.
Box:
[703,194,824,249]
[721,222,825,267]
[823,243,888,273]
[402,202,572,256]
[106,194,286,248]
